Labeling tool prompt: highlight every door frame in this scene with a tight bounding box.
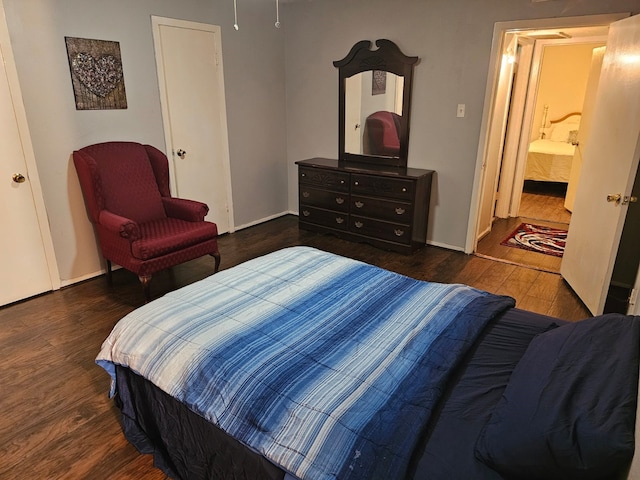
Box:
[505,35,607,219]
[466,13,629,254]
[632,267,640,315]
[475,33,519,240]
[493,36,534,219]
[151,16,235,233]
[0,0,59,295]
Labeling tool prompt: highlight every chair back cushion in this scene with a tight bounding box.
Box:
[363,111,401,157]
[75,142,166,224]
[144,144,172,197]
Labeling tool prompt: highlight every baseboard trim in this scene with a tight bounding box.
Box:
[60,269,105,288]
[234,211,292,231]
[61,263,129,288]
[426,239,465,252]
[62,213,463,287]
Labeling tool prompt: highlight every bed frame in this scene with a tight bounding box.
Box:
[112,313,640,480]
[525,110,581,183]
[548,111,581,129]
[99,247,640,479]
[539,105,581,140]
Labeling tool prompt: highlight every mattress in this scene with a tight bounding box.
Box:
[412,308,563,479]
[101,248,639,480]
[112,308,562,480]
[525,139,575,183]
[98,246,515,480]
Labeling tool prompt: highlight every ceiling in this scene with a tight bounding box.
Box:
[518,25,610,39]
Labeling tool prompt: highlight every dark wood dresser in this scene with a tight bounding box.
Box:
[296,158,433,254]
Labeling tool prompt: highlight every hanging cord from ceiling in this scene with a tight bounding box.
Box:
[232,0,282,31]
[233,0,239,30]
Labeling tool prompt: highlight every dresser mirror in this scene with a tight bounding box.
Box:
[334,39,418,168]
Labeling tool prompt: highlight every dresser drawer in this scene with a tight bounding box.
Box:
[299,167,350,192]
[300,206,349,230]
[350,216,412,245]
[351,174,414,200]
[300,187,349,212]
[351,195,413,223]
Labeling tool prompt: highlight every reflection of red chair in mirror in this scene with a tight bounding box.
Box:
[73,141,220,301]
[363,111,401,157]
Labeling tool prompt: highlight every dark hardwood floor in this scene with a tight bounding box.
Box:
[518,180,571,225]
[0,215,589,479]
[476,180,571,275]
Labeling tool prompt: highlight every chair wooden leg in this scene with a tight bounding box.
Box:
[106,259,113,286]
[211,252,221,273]
[139,275,152,303]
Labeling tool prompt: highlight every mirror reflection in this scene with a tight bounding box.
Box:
[344,71,404,157]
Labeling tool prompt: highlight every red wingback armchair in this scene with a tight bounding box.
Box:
[73,141,220,301]
[363,111,401,157]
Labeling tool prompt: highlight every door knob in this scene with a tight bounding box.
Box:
[623,195,638,205]
[606,193,621,204]
[12,173,26,184]
[176,149,186,159]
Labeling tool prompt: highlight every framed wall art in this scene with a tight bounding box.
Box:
[372,70,387,96]
[65,37,127,110]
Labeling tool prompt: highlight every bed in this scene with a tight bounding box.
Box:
[524,112,581,183]
[97,246,640,480]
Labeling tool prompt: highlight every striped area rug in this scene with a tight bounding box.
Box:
[500,223,568,257]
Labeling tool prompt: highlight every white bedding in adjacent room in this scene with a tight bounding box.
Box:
[525,139,576,183]
[524,111,580,183]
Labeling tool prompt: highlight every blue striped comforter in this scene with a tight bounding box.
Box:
[97,247,514,480]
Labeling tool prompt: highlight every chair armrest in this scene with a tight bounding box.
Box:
[98,210,140,240]
[162,197,209,222]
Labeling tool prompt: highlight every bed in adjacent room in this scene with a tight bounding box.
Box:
[96,246,640,480]
[525,112,581,183]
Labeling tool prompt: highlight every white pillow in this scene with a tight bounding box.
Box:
[549,122,580,142]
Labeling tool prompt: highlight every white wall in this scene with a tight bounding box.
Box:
[3,0,638,286]
[282,0,639,250]
[3,0,287,283]
[531,42,605,140]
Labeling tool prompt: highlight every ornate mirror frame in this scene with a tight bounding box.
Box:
[334,39,418,168]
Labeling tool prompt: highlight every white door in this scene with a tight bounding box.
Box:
[563,46,605,212]
[495,38,534,218]
[476,34,518,240]
[344,75,362,153]
[0,7,57,306]
[561,14,640,315]
[152,17,233,233]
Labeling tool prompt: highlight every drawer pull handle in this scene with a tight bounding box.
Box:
[340,180,345,184]
[336,217,344,224]
[355,201,364,208]
[394,229,405,237]
[354,181,359,186]
[395,207,405,215]
[355,221,363,228]
[302,210,310,217]
[335,197,344,204]
[302,191,310,198]
[301,173,306,177]
[401,187,407,193]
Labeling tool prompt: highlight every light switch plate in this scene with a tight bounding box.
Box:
[457,104,465,118]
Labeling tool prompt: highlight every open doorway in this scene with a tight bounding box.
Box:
[469,13,640,315]
[471,17,614,273]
